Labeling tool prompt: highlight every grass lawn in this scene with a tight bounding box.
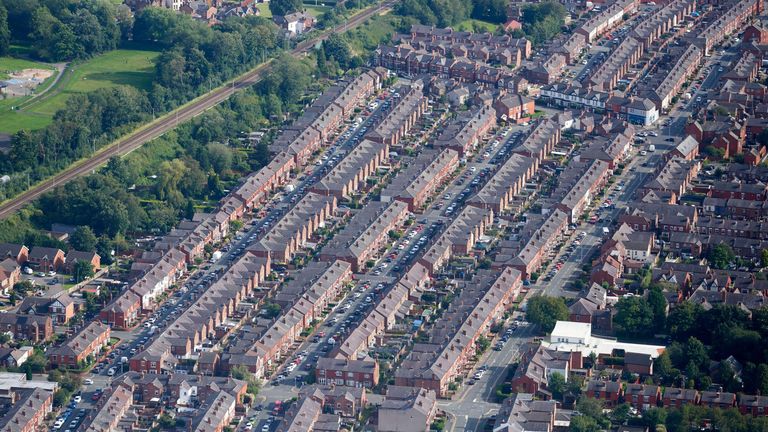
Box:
[0,56,54,79]
[304,4,332,16]
[0,111,52,134]
[255,2,272,18]
[346,15,398,56]
[0,48,160,133]
[24,48,160,118]
[455,18,499,32]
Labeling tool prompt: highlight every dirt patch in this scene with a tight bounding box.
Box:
[2,68,55,97]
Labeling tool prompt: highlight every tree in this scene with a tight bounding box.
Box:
[115,4,134,40]
[231,365,261,396]
[666,301,702,341]
[654,351,676,382]
[714,360,742,393]
[155,159,186,201]
[104,156,133,184]
[614,296,654,338]
[762,249,768,268]
[263,302,282,319]
[570,416,599,432]
[611,403,632,424]
[69,226,97,251]
[13,280,34,295]
[475,335,490,353]
[647,287,668,332]
[206,143,233,173]
[520,1,567,45]
[73,261,94,283]
[322,34,354,69]
[707,243,735,269]
[573,396,607,430]
[549,372,566,401]
[132,7,180,43]
[642,408,668,428]
[672,337,708,379]
[743,363,768,395]
[471,0,507,23]
[0,4,9,56]
[269,0,303,16]
[525,295,568,333]
[158,413,175,430]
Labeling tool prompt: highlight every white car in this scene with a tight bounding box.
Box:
[73,395,82,403]
[83,379,94,385]
[107,367,116,377]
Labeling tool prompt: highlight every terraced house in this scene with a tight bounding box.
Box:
[320,201,410,271]
[312,139,390,199]
[48,322,111,368]
[468,154,537,213]
[380,148,459,212]
[250,193,337,263]
[394,268,522,397]
[434,105,497,156]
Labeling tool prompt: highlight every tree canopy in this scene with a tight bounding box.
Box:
[707,243,736,269]
[526,295,569,333]
[519,1,566,45]
[395,0,474,28]
[69,226,97,251]
[269,0,303,17]
[0,4,9,56]
[4,0,120,61]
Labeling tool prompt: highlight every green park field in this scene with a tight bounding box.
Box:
[0,48,160,134]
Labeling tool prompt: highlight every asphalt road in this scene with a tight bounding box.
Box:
[0,0,394,221]
[440,324,536,432]
[538,144,655,297]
